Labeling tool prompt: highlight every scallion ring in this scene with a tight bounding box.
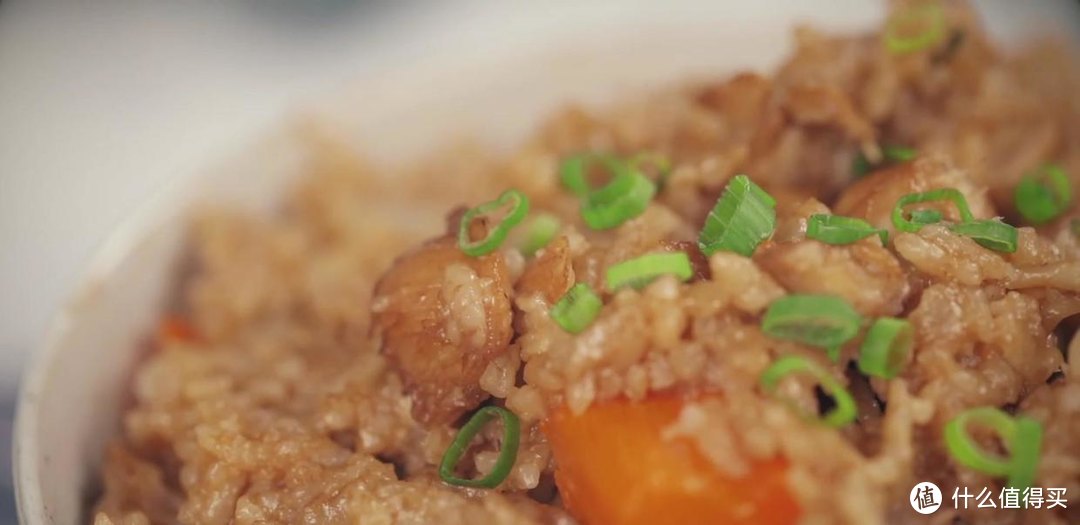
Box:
[520,213,561,256]
[630,152,673,190]
[909,208,943,226]
[883,3,946,55]
[698,174,777,257]
[550,283,603,334]
[891,188,974,233]
[439,406,521,488]
[762,294,863,349]
[1015,164,1071,225]
[581,170,656,230]
[943,407,1043,489]
[458,189,530,257]
[606,252,693,291]
[560,153,626,197]
[806,214,888,246]
[950,219,1018,253]
[857,317,913,379]
[760,355,857,427]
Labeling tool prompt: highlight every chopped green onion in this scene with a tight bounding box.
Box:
[762,294,863,349]
[943,407,1043,489]
[883,3,946,55]
[857,318,913,379]
[909,208,944,225]
[698,174,777,257]
[1015,164,1071,225]
[439,406,521,488]
[950,219,1019,253]
[853,145,918,178]
[1008,418,1044,490]
[520,213,561,256]
[630,152,673,190]
[606,252,693,291]
[891,188,974,233]
[581,170,656,230]
[806,214,888,246]
[458,190,530,257]
[825,345,841,363]
[560,153,623,197]
[760,355,857,427]
[550,283,603,334]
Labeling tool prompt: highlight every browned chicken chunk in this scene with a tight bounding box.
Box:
[372,236,514,424]
[833,156,996,235]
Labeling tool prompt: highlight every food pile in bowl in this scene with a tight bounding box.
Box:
[92,3,1079,524]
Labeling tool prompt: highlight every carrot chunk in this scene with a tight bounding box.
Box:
[157,315,199,344]
[544,396,799,525]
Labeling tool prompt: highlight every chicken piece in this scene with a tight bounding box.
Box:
[696,72,773,143]
[833,156,996,236]
[770,189,828,243]
[517,235,575,304]
[372,236,513,424]
[756,236,909,317]
[782,83,876,147]
[757,191,908,316]
[893,225,1012,287]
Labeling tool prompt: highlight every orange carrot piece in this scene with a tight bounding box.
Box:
[157,315,199,344]
[544,396,799,525]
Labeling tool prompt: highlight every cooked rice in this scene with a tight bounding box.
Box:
[93,3,1079,524]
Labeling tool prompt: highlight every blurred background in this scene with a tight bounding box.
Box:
[0,1,1077,523]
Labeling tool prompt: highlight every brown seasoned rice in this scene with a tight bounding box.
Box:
[94,3,1079,524]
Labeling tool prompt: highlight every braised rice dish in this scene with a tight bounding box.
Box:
[94,4,1080,524]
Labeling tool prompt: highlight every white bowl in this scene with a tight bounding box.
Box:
[13,3,1079,523]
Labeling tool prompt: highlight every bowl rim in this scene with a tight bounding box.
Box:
[12,170,195,524]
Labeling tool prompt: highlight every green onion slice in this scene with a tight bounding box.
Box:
[943,407,1043,489]
[891,188,975,233]
[520,213,561,256]
[550,283,603,334]
[606,252,693,291]
[950,219,1019,253]
[560,153,623,197]
[853,145,918,178]
[909,208,944,226]
[698,174,777,257]
[762,294,863,349]
[1008,418,1044,490]
[630,152,673,189]
[459,189,531,257]
[806,214,888,246]
[884,3,946,55]
[439,406,521,488]
[760,355,857,427]
[581,170,656,230]
[857,317,913,379]
[1015,164,1071,225]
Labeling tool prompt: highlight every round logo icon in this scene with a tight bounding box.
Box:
[910,482,943,514]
